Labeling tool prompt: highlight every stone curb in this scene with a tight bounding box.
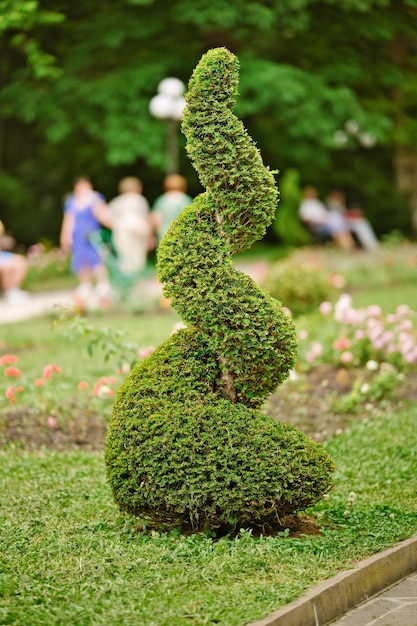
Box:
[245,534,417,626]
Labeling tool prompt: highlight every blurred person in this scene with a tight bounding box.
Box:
[151,174,192,243]
[0,220,29,303]
[107,177,152,273]
[299,186,355,251]
[60,176,112,308]
[326,190,379,251]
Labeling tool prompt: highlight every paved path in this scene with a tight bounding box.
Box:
[0,290,74,324]
[0,263,267,325]
[329,573,417,625]
[0,276,167,325]
[246,527,417,626]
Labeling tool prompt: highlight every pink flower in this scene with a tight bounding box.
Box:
[0,354,18,365]
[298,329,308,340]
[35,378,44,387]
[138,346,156,360]
[404,351,417,364]
[319,301,332,315]
[340,351,353,364]
[396,304,410,316]
[329,274,346,289]
[47,416,57,429]
[5,386,15,399]
[15,386,24,393]
[400,320,413,331]
[333,336,352,351]
[367,305,382,317]
[4,367,21,377]
[382,331,394,344]
[306,341,323,363]
[78,381,89,390]
[373,339,384,350]
[43,364,62,378]
[93,384,114,397]
[43,365,53,379]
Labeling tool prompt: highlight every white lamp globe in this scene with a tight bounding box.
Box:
[149,94,175,119]
[170,97,186,120]
[158,77,185,98]
[359,132,376,148]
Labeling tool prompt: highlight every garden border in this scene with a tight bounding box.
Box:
[245,534,417,626]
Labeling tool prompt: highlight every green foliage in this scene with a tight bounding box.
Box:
[22,246,72,290]
[272,168,312,245]
[262,260,336,317]
[331,366,401,414]
[105,48,334,532]
[0,0,63,78]
[2,1,417,243]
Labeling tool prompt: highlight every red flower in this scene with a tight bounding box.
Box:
[332,336,352,352]
[4,367,21,377]
[43,365,53,379]
[43,364,62,379]
[0,354,18,365]
[5,386,15,399]
[78,381,88,390]
[35,378,44,387]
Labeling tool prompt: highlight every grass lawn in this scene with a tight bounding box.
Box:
[1,405,416,626]
[1,244,416,625]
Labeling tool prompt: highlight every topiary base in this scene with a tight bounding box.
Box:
[105,329,334,531]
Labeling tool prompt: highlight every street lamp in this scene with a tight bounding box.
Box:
[149,77,186,175]
[333,119,376,149]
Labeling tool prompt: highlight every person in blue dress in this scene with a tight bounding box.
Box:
[60,177,113,308]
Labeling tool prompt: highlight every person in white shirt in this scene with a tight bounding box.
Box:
[107,177,153,274]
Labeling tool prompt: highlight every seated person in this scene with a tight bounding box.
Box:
[299,186,355,251]
[326,190,379,251]
[0,220,29,303]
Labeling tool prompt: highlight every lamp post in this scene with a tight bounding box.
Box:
[149,77,186,175]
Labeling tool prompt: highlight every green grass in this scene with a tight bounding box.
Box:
[1,405,416,626]
[0,245,416,625]
[1,310,180,384]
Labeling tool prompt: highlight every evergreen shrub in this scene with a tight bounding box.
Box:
[262,260,336,317]
[105,48,334,532]
[272,168,312,246]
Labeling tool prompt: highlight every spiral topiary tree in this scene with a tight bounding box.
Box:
[105,48,334,532]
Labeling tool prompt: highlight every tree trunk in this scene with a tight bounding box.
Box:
[394,147,417,233]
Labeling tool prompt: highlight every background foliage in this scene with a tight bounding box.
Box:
[1,0,417,244]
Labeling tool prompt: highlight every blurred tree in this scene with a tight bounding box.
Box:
[0,0,416,243]
[272,168,312,246]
